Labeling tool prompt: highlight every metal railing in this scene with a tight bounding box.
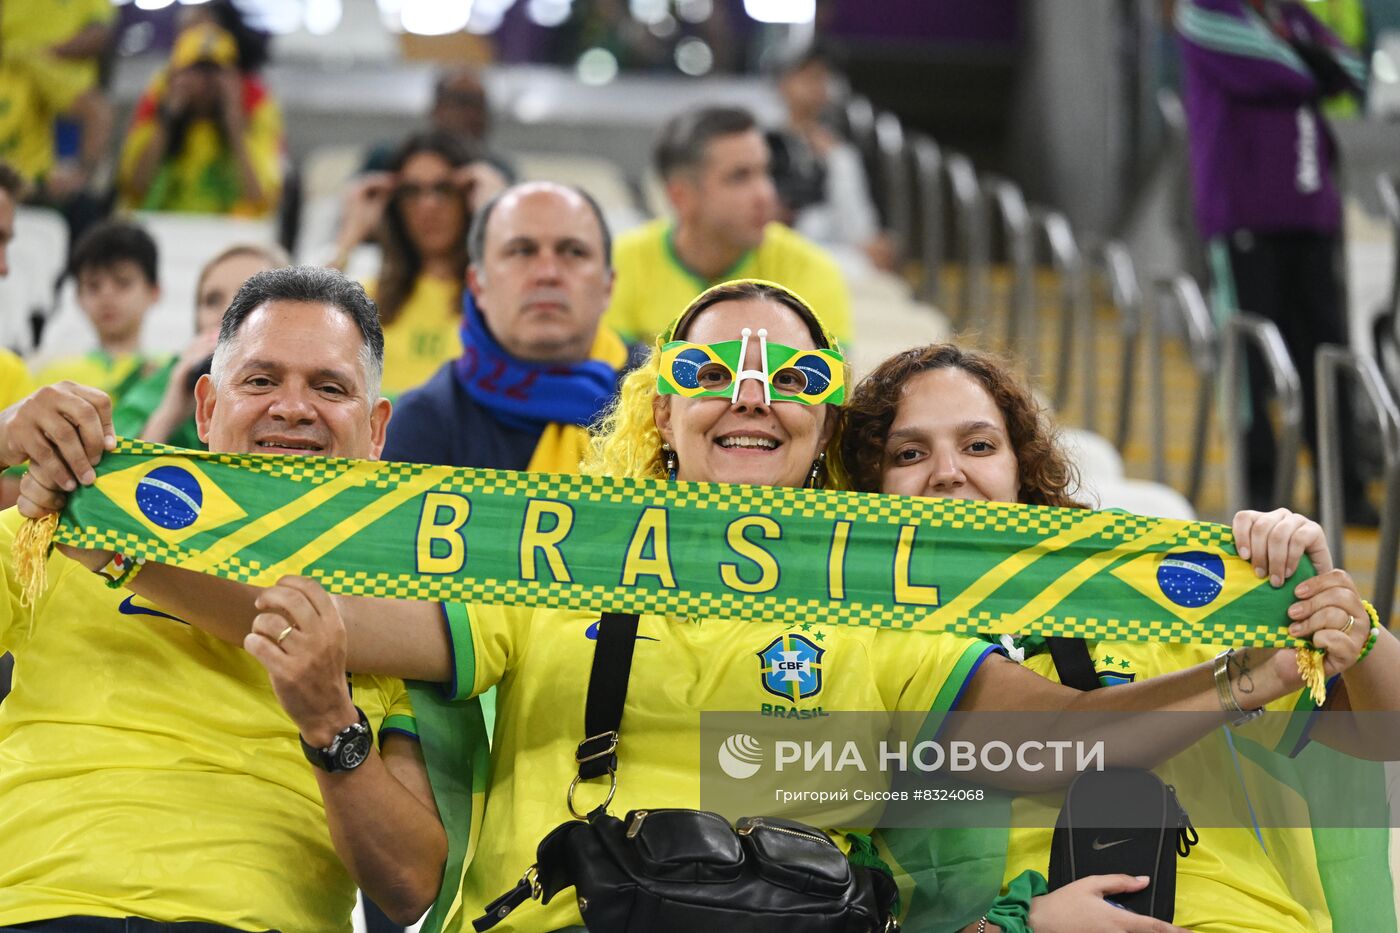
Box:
[984,176,1035,360]
[1219,315,1303,516]
[1380,173,1399,312]
[843,95,877,172]
[875,111,913,268]
[1101,241,1143,452]
[1377,174,1400,399]
[1316,346,1400,623]
[911,134,944,307]
[1036,210,1093,428]
[1150,274,1217,506]
[944,152,986,330]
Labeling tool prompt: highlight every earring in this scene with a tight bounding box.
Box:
[806,452,826,489]
[662,443,678,481]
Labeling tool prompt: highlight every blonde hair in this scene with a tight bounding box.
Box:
[583,348,669,480]
[582,279,849,487]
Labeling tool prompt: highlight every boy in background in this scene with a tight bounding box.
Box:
[113,241,289,448]
[34,219,163,397]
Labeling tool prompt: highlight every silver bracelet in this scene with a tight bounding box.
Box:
[976,917,988,933]
[1214,649,1264,726]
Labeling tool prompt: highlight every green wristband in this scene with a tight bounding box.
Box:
[984,869,1049,933]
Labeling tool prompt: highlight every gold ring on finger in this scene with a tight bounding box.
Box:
[275,624,296,646]
[1341,615,1356,636]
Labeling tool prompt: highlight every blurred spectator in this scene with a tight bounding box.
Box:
[384,182,640,472]
[1177,0,1374,521]
[112,242,290,449]
[33,220,163,395]
[603,105,853,346]
[365,67,515,182]
[117,22,284,217]
[0,163,35,521]
[0,163,34,412]
[179,0,274,75]
[0,0,115,241]
[331,131,506,397]
[770,46,894,272]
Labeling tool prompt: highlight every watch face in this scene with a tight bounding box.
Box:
[336,731,372,771]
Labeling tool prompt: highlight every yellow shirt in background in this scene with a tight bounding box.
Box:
[0,0,112,181]
[1,0,113,50]
[0,350,35,410]
[32,351,152,399]
[374,274,463,398]
[604,219,854,347]
[0,508,415,929]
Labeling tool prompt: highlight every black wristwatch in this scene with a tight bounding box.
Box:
[300,706,372,773]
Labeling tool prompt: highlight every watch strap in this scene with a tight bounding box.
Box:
[300,705,371,772]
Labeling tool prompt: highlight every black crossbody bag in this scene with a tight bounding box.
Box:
[1044,638,1197,922]
[474,612,900,933]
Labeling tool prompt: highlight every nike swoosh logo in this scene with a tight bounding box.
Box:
[584,621,659,642]
[117,595,189,626]
[1091,837,1132,851]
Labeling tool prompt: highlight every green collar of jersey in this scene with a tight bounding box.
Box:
[664,223,754,291]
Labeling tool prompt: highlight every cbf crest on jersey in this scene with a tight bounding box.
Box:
[758,633,825,701]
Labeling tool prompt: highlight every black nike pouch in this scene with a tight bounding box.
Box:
[1047,767,1197,921]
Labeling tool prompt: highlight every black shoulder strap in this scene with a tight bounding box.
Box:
[1046,637,1101,692]
[576,612,640,780]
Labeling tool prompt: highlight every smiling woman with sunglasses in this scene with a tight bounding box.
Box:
[331,130,507,397]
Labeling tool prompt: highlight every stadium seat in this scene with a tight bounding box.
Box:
[1219,314,1303,515]
[32,212,278,369]
[513,150,647,236]
[911,134,944,307]
[845,290,951,380]
[1148,274,1217,506]
[1090,477,1197,521]
[1060,426,1126,505]
[0,207,68,353]
[297,144,367,264]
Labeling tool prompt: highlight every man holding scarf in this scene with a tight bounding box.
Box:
[383,181,643,474]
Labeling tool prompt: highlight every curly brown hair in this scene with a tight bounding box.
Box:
[841,344,1085,508]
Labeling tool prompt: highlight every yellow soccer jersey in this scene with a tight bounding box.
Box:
[0,349,35,410]
[603,219,854,347]
[2,0,114,51]
[436,603,997,932]
[0,0,111,181]
[1000,639,1328,933]
[373,275,463,398]
[32,351,152,397]
[0,508,416,930]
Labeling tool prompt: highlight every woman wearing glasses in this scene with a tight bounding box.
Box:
[331,129,506,397]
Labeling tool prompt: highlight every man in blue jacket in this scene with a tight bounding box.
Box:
[383,181,642,475]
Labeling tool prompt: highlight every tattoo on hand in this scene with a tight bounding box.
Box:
[1231,649,1256,695]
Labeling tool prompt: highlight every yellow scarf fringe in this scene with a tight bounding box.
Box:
[14,513,58,636]
[1296,643,1327,706]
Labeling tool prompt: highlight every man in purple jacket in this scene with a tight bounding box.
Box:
[1177,0,1374,521]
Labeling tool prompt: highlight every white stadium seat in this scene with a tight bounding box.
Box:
[32,212,277,369]
[1090,478,1198,521]
[0,207,68,353]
